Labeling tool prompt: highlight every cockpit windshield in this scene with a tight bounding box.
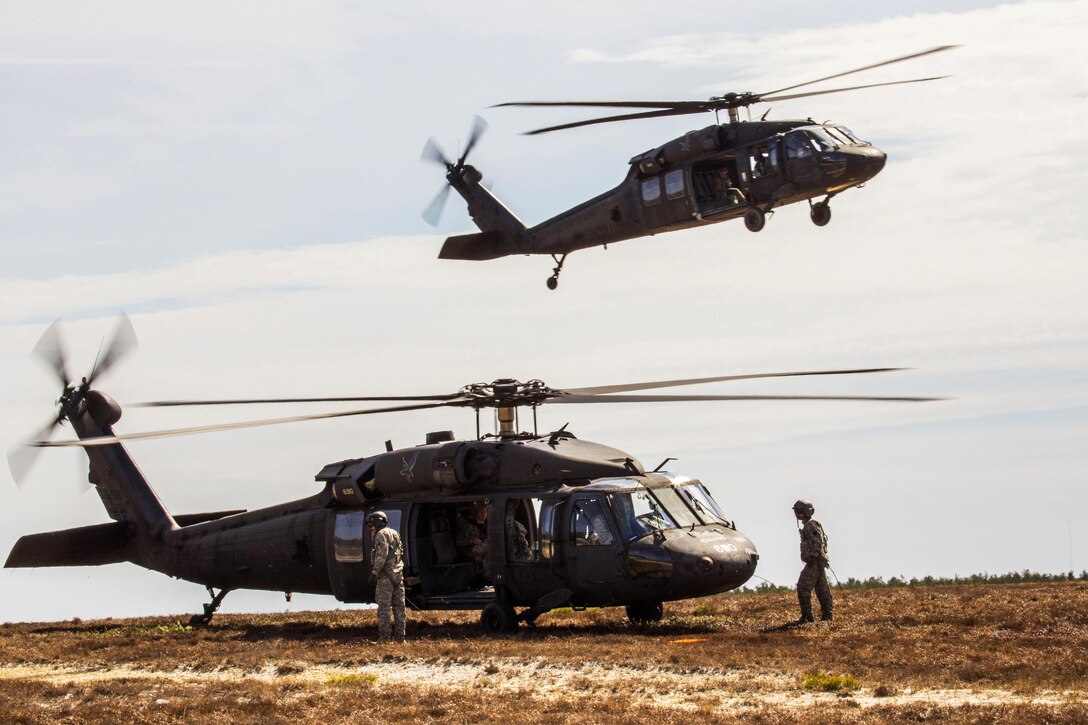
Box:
[678,483,731,526]
[608,490,675,541]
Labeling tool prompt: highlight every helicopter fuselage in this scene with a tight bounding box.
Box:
[6,393,758,629]
[439,120,886,284]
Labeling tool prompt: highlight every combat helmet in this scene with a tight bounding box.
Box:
[366,511,388,529]
[792,499,815,518]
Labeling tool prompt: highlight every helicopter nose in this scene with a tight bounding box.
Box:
[852,147,886,181]
[663,528,758,596]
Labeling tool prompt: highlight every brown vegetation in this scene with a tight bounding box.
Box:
[1,582,1086,723]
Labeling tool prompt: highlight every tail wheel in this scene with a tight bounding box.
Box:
[625,601,664,624]
[480,601,518,634]
[744,207,766,232]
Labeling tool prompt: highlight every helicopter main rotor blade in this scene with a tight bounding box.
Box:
[494,100,708,110]
[545,394,944,404]
[422,184,452,226]
[31,319,71,389]
[561,368,904,396]
[135,393,466,407]
[760,45,958,97]
[31,399,472,449]
[87,313,137,386]
[523,106,710,136]
[761,76,950,104]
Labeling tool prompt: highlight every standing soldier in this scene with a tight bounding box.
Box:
[793,499,833,624]
[367,511,406,642]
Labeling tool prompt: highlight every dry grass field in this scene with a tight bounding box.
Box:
[1,582,1086,724]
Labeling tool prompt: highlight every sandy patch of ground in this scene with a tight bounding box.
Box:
[1,658,1083,713]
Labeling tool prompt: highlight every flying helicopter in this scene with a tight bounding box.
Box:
[422,46,955,289]
[7,318,940,632]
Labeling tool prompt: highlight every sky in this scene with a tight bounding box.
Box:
[1,0,1086,623]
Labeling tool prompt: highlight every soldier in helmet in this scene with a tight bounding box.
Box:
[793,499,833,624]
[367,510,406,642]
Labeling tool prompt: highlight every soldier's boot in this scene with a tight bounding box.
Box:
[820,612,833,622]
[796,591,815,624]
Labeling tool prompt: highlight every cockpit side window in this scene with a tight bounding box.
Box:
[570,497,616,547]
[749,144,780,179]
[608,490,676,541]
[786,131,815,159]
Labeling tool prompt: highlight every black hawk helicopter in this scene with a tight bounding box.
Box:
[423,46,955,289]
[7,318,940,632]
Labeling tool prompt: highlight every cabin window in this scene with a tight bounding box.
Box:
[678,483,731,526]
[570,498,615,546]
[538,500,559,559]
[664,169,685,199]
[333,511,366,562]
[641,177,662,205]
[608,490,676,541]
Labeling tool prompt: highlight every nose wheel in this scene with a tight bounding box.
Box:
[546,254,567,290]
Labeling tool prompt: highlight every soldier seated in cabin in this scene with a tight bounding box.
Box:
[712,167,746,208]
[457,502,490,585]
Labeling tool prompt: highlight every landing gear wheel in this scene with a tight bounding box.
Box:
[625,601,664,625]
[744,207,766,232]
[480,601,518,634]
[810,201,831,227]
[546,253,567,291]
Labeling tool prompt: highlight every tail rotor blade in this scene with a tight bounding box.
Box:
[88,313,137,385]
[421,137,452,167]
[459,115,488,165]
[422,184,452,226]
[31,319,71,389]
[8,418,62,486]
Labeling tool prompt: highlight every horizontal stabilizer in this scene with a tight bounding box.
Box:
[439,231,518,261]
[174,510,246,527]
[5,522,131,568]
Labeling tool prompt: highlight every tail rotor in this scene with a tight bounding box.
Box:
[420,115,488,226]
[8,314,137,487]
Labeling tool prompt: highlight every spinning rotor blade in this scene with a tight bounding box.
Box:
[32,399,471,448]
[546,394,942,404]
[421,137,452,167]
[761,76,950,104]
[135,392,465,407]
[8,417,64,486]
[561,367,903,396]
[522,107,709,136]
[422,184,452,226]
[88,313,137,385]
[497,45,956,133]
[760,45,958,97]
[458,115,487,165]
[31,319,71,388]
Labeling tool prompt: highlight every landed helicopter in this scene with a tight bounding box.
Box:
[423,46,955,289]
[7,319,940,632]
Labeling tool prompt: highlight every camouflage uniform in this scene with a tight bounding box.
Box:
[371,525,405,641]
[797,517,833,622]
[457,512,490,579]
